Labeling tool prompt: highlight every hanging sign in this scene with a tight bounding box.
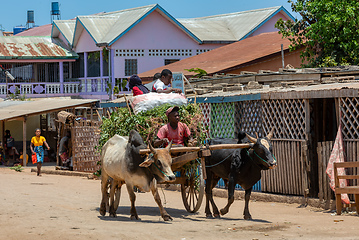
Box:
[172,72,185,94]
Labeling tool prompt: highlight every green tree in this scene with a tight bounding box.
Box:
[276,0,359,67]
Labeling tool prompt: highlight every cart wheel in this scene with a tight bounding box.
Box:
[181,164,205,213]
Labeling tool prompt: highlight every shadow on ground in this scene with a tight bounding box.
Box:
[96,206,272,223]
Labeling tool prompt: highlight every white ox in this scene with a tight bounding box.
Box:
[99,130,175,221]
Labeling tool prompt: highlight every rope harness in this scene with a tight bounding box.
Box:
[148,153,171,178]
[205,147,276,169]
[153,162,170,178]
[205,152,233,168]
[246,149,276,167]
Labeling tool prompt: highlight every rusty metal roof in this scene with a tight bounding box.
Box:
[0,36,78,60]
[0,98,99,121]
[139,32,292,78]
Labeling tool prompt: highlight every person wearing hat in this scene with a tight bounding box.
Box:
[151,69,182,94]
[129,74,150,96]
[154,106,194,147]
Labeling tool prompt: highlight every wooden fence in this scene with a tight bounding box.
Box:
[72,125,101,173]
[344,140,359,196]
[317,141,334,206]
[262,140,305,195]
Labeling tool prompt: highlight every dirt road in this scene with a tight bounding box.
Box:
[1,166,358,240]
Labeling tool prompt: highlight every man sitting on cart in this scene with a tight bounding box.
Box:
[154,106,196,148]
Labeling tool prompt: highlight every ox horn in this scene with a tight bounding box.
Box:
[255,132,259,139]
[149,141,156,153]
[266,128,274,140]
[165,139,173,151]
[245,132,257,144]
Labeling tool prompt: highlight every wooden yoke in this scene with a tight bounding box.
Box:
[139,143,253,181]
[138,143,254,155]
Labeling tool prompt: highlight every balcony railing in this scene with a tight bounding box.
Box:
[78,77,110,93]
[0,82,81,96]
[0,77,114,98]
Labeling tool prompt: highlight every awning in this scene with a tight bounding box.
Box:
[0,98,99,121]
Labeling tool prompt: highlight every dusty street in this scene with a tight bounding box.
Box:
[0,166,358,240]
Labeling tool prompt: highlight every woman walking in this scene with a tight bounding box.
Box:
[30,128,50,176]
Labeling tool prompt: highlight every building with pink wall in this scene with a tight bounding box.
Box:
[1,4,294,100]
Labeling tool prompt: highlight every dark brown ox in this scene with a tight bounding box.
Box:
[99,130,175,221]
[205,129,276,220]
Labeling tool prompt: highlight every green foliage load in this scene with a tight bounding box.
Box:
[99,103,207,150]
[276,0,359,67]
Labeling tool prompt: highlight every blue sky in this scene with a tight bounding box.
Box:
[0,0,298,32]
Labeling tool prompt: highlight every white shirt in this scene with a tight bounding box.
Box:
[152,79,170,92]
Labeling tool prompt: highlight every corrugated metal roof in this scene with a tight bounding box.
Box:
[100,6,155,45]
[178,6,281,41]
[69,5,156,46]
[190,82,359,101]
[0,36,78,59]
[15,24,52,37]
[139,32,291,78]
[77,16,119,44]
[0,98,99,121]
[52,20,76,46]
[51,5,293,47]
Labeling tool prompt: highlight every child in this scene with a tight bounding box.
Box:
[129,75,150,96]
[14,150,28,166]
[151,69,182,94]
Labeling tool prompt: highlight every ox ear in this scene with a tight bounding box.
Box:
[266,128,274,140]
[139,153,154,168]
[165,140,173,151]
[245,132,257,144]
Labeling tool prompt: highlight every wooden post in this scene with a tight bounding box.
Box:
[303,99,311,198]
[96,109,102,121]
[123,93,132,116]
[281,44,285,69]
[23,116,27,167]
[201,157,207,180]
[56,122,62,167]
[183,75,197,96]
[335,98,340,128]
[1,120,4,162]
[90,106,94,122]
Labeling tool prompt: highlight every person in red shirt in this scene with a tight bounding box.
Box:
[154,106,195,147]
[129,75,150,96]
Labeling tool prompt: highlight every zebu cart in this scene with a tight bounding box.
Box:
[139,143,253,213]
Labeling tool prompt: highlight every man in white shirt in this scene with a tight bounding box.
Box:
[152,69,182,94]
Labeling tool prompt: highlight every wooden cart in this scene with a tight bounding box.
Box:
[139,143,253,213]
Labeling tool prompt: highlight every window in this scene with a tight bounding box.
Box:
[164,59,180,65]
[87,51,100,77]
[72,53,84,78]
[125,59,137,76]
[37,63,59,82]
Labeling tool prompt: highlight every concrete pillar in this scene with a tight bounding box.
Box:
[59,62,64,94]
[100,49,103,92]
[110,48,115,100]
[84,52,88,92]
